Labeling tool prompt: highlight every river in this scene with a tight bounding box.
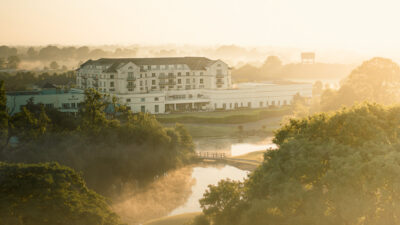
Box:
[115,138,274,224]
[168,138,275,215]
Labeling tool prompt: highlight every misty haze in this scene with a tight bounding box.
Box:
[1,1,400,225]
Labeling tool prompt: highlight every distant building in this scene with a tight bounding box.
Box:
[76,57,312,114]
[6,85,84,115]
[301,52,315,64]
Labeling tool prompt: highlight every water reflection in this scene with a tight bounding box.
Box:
[169,164,249,215]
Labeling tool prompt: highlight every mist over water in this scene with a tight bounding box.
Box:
[112,167,195,224]
[170,165,249,216]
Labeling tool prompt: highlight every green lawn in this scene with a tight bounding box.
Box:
[156,107,291,124]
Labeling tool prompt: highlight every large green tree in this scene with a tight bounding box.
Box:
[321,57,400,111]
[0,162,123,225]
[199,103,400,225]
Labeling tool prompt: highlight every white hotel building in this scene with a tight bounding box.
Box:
[76,57,312,114]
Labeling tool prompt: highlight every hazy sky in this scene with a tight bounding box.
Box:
[1,0,400,52]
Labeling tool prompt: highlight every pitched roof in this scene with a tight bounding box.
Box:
[80,57,218,72]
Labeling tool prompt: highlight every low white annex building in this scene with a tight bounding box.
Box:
[76,57,312,114]
[6,84,85,115]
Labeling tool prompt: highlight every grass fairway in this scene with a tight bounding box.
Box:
[156,107,291,124]
[143,212,201,225]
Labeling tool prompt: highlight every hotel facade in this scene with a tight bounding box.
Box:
[76,57,312,114]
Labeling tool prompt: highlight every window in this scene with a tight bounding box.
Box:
[155,97,159,101]
[71,103,76,108]
[155,105,159,113]
[126,98,131,102]
[110,74,114,79]
[128,72,133,77]
[141,98,145,102]
[152,73,156,77]
[200,72,204,76]
[152,80,156,85]
[141,105,145,112]
[178,72,181,76]
[193,78,195,82]
[200,79,204,84]
[62,103,70,109]
[186,72,190,76]
[140,81,143,86]
[45,103,54,109]
[110,82,114,87]
[178,79,182,84]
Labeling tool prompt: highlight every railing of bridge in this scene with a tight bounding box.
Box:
[196,152,226,159]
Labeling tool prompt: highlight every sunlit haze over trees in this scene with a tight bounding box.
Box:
[2,0,400,225]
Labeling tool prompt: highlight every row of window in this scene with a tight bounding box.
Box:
[136,71,206,78]
[126,97,160,103]
[215,100,290,109]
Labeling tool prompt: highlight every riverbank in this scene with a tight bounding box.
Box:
[143,212,201,225]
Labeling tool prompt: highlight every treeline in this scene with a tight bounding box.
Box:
[0,71,76,91]
[0,45,138,70]
[0,45,137,61]
[232,55,354,81]
[0,83,195,196]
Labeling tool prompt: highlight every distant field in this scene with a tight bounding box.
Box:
[143,212,201,225]
[156,107,291,124]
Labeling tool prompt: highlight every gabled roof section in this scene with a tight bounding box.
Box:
[79,57,218,72]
